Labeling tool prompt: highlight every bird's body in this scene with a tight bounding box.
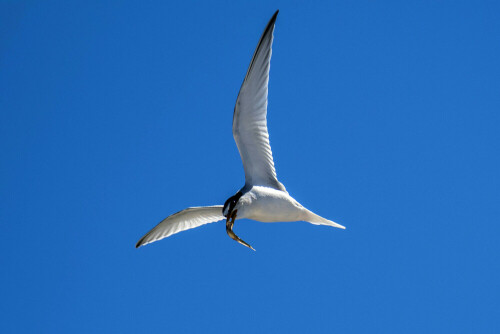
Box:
[136,10,344,250]
[234,186,303,223]
[233,186,340,227]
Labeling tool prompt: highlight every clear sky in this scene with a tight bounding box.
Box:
[1,1,499,333]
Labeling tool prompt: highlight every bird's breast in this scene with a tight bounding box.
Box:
[236,186,305,222]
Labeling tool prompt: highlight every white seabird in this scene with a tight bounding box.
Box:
[136,10,345,250]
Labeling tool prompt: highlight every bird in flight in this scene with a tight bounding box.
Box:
[136,10,345,251]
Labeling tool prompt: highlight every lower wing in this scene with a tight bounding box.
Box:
[136,206,224,248]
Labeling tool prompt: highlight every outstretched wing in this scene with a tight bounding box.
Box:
[233,10,286,192]
[136,206,224,248]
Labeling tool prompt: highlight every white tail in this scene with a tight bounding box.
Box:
[302,208,345,229]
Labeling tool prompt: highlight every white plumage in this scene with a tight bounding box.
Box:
[136,10,344,250]
[136,206,224,248]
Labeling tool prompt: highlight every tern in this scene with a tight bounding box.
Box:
[136,10,345,250]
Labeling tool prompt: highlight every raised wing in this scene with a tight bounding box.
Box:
[136,206,224,248]
[233,10,286,192]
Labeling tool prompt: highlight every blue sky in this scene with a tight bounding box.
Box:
[1,1,499,332]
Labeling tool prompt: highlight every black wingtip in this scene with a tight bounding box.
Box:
[266,10,279,35]
[270,10,279,24]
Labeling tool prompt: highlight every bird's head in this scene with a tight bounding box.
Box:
[222,191,243,217]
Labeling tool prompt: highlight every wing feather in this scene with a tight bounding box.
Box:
[233,10,286,192]
[136,206,224,248]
